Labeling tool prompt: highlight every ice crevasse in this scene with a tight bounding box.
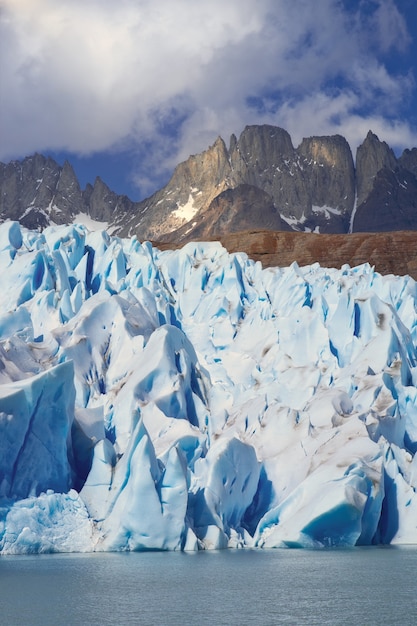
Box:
[0,219,417,553]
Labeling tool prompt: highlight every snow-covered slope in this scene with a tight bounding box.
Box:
[1,220,417,553]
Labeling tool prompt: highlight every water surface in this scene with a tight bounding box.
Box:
[1,547,416,625]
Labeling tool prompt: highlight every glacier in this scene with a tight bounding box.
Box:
[0,219,417,553]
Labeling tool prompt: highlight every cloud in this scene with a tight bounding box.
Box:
[370,0,411,53]
[1,0,416,195]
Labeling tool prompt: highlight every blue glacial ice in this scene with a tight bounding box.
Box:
[0,219,417,553]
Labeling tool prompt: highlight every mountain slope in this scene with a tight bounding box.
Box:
[217,230,417,279]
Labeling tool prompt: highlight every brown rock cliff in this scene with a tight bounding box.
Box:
[155,230,417,280]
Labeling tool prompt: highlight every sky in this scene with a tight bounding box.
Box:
[1,0,416,201]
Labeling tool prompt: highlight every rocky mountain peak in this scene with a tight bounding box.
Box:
[352,131,417,232]
[399,148,417,177]
[228,126,304,219]
[356,130,398,205]
[0,153,72,229]
[119,136,234,241]
[174,135,231,191]
[298,134,349,167]
[83,176,118,223]
[231,124,295,165]
[52,160,84,218]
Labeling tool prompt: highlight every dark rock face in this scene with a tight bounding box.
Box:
[352,132,417,232]
[0,125,416,242]
[356,131,397,206]
[206,184,292,235]
[0,154,84,229]
[399,148,417,177]
[84,177,134,224]
[297,135,355,233]
[230,125,309,223]
[353,167,417,232]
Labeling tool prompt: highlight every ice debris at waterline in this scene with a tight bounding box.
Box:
[1,220,417,553]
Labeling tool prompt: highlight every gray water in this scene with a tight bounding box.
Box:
[1,547,416,626]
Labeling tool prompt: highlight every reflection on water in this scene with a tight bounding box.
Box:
[1,547,416,626]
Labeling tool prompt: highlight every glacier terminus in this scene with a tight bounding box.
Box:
[0,220,417,553]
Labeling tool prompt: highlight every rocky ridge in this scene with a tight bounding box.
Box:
[0,153,136,231]
[1,125,417,278]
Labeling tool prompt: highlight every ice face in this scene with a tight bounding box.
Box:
[0,220,417,553]
[0,361,75,499]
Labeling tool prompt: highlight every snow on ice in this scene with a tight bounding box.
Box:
[0,219,417,553]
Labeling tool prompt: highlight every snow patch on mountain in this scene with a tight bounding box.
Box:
[172,193,199,223]
[312,205,342,218]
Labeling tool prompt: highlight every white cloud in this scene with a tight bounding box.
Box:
[371,0,411,53]
[0,0,416,193]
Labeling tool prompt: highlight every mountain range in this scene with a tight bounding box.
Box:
[1,124,417,275]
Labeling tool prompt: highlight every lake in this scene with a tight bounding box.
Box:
[1,547,416,625]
